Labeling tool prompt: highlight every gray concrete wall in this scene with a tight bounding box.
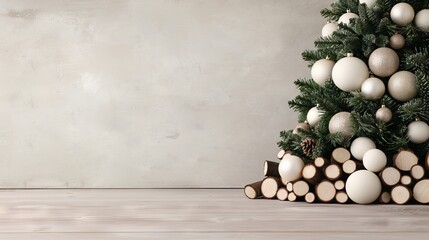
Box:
[0,0,332,188]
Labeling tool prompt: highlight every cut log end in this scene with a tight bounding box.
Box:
[335,191,349,204]
[277,150,286,160]
[314,157,328,169]
[244,180,263,199]
[413,179,429,204]
[411,165,425,181]
[380,167,401,186]
[305,192,316,203]
[316,180,336,203]
[391,185,412,205]
[342,160,361,175]
[288,192,297,202]
[400,175,412,186]
[331,147,351,164]
[286,182,294,192]
[393,150,418,171]
[276,188,289,201]
[379,192,391,204]
[261,177,282,199]
[324,164,342,181]
[334,180,345,191]
[293,180,310,197]
[302,164,322,185]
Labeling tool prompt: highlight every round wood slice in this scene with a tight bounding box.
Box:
[286,182,294,192]
[261,177,282,199]
[342,160,357,174]
[380,167,401,186]
[305,192,316,203]
[277,150,286,160]
[314,157,328,168]
[379,192,391,204]
[400,175,412,186]
[324,164,342,181]
[302,164,322,185]
[413,179,429,204]
[331,147,351,164]
[391,185,412,205]
[335,191,349,204]
[276,188,289,201]
[264,160,280,178]
[316,180,336,203]
[293,180,310,197]
[288,192,297,202]
[410,164,425,181]
[244,180,263,199]
[334,180,345,190]
[394,150,418,171]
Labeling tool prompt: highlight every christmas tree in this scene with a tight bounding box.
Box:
[245,0,429,204]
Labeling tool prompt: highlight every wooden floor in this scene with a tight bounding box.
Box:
[0,189,428,239]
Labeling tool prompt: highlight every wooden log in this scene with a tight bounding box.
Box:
[314,157,328,169]
[305,192,316,203]
[261,177,282,199]
[400,175,413,186]
[426,152,429,171]
[324,164,342,181]
[315,180,336,203]
[287,192,297,202]
[244,180,263,199]
[342,160,363,175]
[293,180,310,197]
[286,182,294,192]
[413,179,429,204]
[277,150,286,160]
[391,185,412,205]
[276,187,289,201]
[380,167,401,186]
[379,192,391,204]
[393,149,418,171]
[264,160,280,178]
[302,164,323,185]
[335,191,349,204]
[411,164,425,181]
[334,180,345,191]
[331,147,351,164]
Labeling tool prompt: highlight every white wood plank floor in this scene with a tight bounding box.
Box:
[0,189,429,239]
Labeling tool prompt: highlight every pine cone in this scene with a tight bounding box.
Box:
[301,138,316,157]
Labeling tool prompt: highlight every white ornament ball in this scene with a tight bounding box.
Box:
[415,9,429,32]
[307,106,322,126]
[363,149,387,172]
[388,71,417,102]
[368,47,400,77]
[329,112,352,137]
[350,137,376,161]
[390,34,406,50]
[346,170,382,204]
[390,3,415,26]
[311,59,335,86]
[322,22,338,37]
[338,12,359,25]
[407,121,429,144]
[359,0,377,9]
[361,77,385,100]
[278,155,305,182]
[332,56,369,92]
[293,122,311,135]
[376,107,393,123]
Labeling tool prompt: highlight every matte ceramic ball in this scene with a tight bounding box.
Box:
[311,59,335,86]
[363,149,387,172]
[359,0,377,8]
[322,22,338,37]
[388,71,417,102]
[338,12,359,25]
[346,170,382,204]
[376,107,393,123]
[390,3,415,26]
[415,9,429,32]
[350,137,376,161]
[329,112,352,137]
[293,122,311,135]
[407,121,429,144]
[368,47,400,77]
[278,155,305,182]
[332,56,369,92]
[307,107,322,126]
[389,34,406,50]
[361,77,385,100]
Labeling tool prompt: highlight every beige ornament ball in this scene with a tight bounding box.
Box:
[278,155,305,182]
[388,71,417,102]
[389,34,406,50]
[376,106,393,123]
[361,77,385,100]
[407,121,429,144]
[322,22,338,37]
[350,137,376,161]
[307,106,323,126]
[415,9,429,32]
[346,170,382,204]
[359,0,377,8]
[368,47,400,77]
[363,149,387,172]
[338,12,359,25]
[332,55,369,92]
[329,112,352,137]
[390,3,415,26]
[293,122,311,135]
[311,58,335,86]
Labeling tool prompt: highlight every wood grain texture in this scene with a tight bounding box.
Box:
[1,189,429,239]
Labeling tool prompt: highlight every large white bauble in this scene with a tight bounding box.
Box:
[329,112,352,137]
[322,22,338,37]
[390,3,415,26]
[350,137,376,161]
[307,106,322,126]
[338,12,359,25]
[346,170,382,204]
[415,9,429,32]
[359,0,377,9]
[332,56,369,92]
[388,71,417,102]
[368,47,400,77]
[361,77,385,100]
[407,121,429,144]
[311,59,335,86]
[279,155,305,182]
[363,149,387,172]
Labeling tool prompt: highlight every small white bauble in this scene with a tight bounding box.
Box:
[390,3,415,26]
[350,137,376,161]
[363,149,387,172]
[279,155,305,182]
[346,170,382,204]
[307,106,322,126]
[368,47,400,77]
[388,71,417,102]
[338,12,359,25]
[376,106,393,123]
[359,0,377,9]
[329,112,352,137]
[390,34,406,50]
[311,58,335,86]
[322,22,338,37]
[361,77,385,100]
[415,9,429,32]
[332,55,369,92]
[407,121,429,144]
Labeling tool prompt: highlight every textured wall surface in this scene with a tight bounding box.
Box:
[0,0,332,188]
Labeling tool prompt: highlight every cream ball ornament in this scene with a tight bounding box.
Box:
[332,54,369,92]
[293,122,311,135]
[338,11,359,25]
[322,22,338,37]
[361,77,385,100]
[350,137,376,161]
[363,149,387,172]
[368,47,400,77]
[389,34,405,50]
[407,121,429,144]
[329,112,352,137]
[388,71,417,102]
[311,58,335,86]
[278,155,305,182]
[390,3,415,26]
[376,106,393,123]
[359,0,377,9]
[415,9,429,32]
[307,106,323,126]
[346,170,382,204]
